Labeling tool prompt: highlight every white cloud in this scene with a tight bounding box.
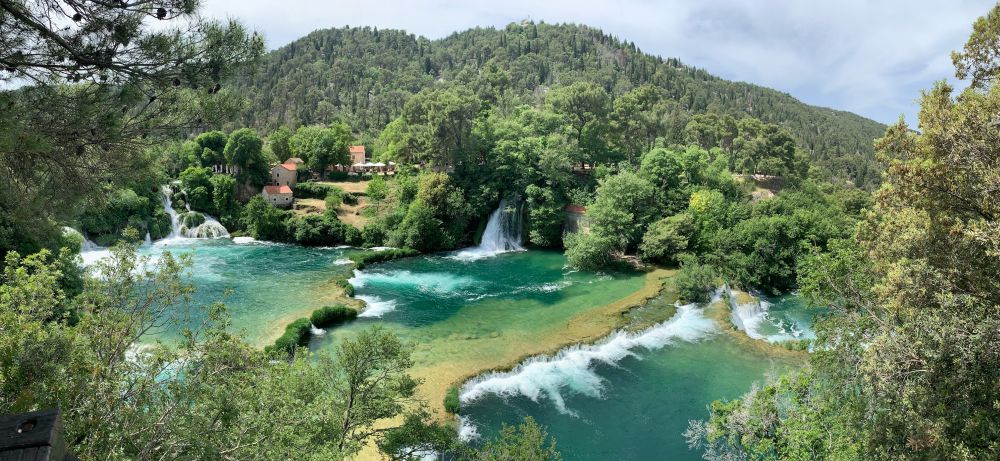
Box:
[199,0,995,124]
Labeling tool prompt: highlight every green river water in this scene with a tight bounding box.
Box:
[84,238,814,460]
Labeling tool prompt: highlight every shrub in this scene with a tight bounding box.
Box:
[444,385,461,414]
[295,181,339,199]
[564,232,617,270]
[325,191,343,210]
[310,305,358,328]
[341,192,358,206]
[148,210,172,240]
[180,211,205,229]
[675,256,717,303]
[265,317,311,356]
[326,171,349,181]
[350,248,420,270]
[285,214,360,246]
[640,213,694,264]
[333,277,355,297]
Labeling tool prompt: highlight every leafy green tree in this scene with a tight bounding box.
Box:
[224,127,269,186]
[610,84,672,163]
[333,325,417,452]
[690,8,1000,459]
[210,174,238,223]
[0,0,261,257]
[472,417,562,461]
[268,126,294,161]
[683,113,737,151]
[673,256,716,303]
[366,174,389,211]
[564,231,616,271]
[545,82,611,166]
[639,147,686,213]
[586,171,659,252]
[382,86,481,166]
[731,118,797,176]
[240,195,288,240]
[525,184,566,248]
[194,130,229,165]
[289,124,352,173]
[179,167,214,211]
[390,200,447,251]
[640,213,693,264]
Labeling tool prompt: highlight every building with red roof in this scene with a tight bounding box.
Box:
[349,145,366,165]
[262,184,293,207]
[270,162,298,187]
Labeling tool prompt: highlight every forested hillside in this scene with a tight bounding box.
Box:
[234,22,886,187]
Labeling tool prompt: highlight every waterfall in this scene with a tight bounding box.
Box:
[159,185,229,242]
[162,186,182,240]
[727,286,768,339]
[451,197,524,260]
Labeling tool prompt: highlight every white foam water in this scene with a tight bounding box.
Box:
[160,185,230,241]
[333,258,353,265]
[356,295,399,318]
[459,303,717,415]
[450,197,524,261]
[728,288,768,340]
[309,324,327,336]
[350,269,474,294]
[457,415,480,442]
[232,236,256,244]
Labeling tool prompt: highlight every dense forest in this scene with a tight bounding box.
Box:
[233,23,886,188]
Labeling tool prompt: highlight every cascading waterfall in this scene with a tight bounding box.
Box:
[452,197,524,260]
[459,303,717,416]
[727,286,768,339]
[160,185,229,240]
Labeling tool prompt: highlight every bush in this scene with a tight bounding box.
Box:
[148,210,172,240]
[640,213,693,264]
[326,171,350,181]
[310,305,357,328]
[180,211,205,229]
[333,277,355,297]
[444,385,461,414]
[285,214,361,246]
[295,181,340,199]
[350,248,420,270]
[265,317,311,356]
[325,191,343,210]
[565,232,617,270]
[675,256,717,303]
[341,192,358,206]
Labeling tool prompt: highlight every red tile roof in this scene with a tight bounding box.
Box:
[564,204,588,214]
[349,145,365,154]
[278,163,298,171]
[264,185,293,195]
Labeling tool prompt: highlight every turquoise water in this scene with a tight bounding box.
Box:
[461,333,791,460]
[755,294,824,342]
[84,238,814,460]
[83,239,357,344]
[341,250,631,326]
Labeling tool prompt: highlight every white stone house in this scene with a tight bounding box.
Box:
[262,185,293,208]
[270,162,298,187]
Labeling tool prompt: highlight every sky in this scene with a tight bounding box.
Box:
[200,0,995,125]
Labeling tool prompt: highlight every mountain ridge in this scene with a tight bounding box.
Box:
[234,21,886,187]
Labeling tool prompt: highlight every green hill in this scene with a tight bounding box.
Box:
[234,22,886,187]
